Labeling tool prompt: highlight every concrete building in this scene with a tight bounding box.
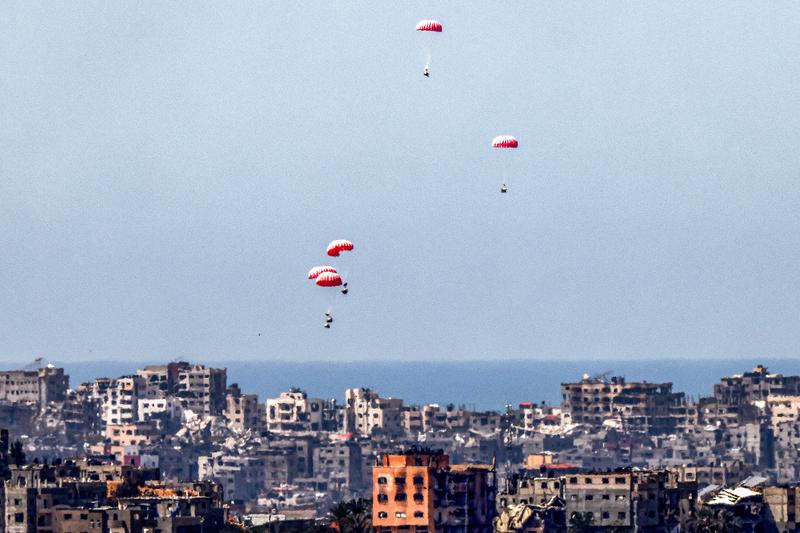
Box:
[313,440,364,498]
[226,383,263,433]
[199,453,267,501]
[372,450,496,533]
[762,485,800,532]
[174,364,227,416]
[266,389,324,433]
[136,361,190,398]
[137,396,183,422]
[102,375,145,425]
[714,365,800,406]
[561,374,685,434]
[345,388,404,438]
[104,422,160,447]
[0,366,68,411]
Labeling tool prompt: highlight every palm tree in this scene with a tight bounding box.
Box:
[327,498,372,533]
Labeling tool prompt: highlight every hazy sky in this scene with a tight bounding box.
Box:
[2,2,799,363]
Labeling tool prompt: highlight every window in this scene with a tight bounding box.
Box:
[618,512,626,519]
[569,477,578,484]
[395,493,407,502]
[378,476,388,485]
[541,482,548,489]
[616,495,626,501]
[395,477,406,485]
[615,477,626,484]
[414,511,424,518]
[414,494,424,503]
[15,513,25,523]
[602,512,609,519]
[585,478,593,484]
[602,477,609,484]
[602,495,610,500]
[395,512,406,518]
[413,476,424,485]
[378,512,388,519]
[377,494,388,503]
[585,495,593,501]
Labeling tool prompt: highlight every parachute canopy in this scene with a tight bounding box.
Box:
[315,271,343,287]
[416,19,443,32]
[492,135,519,149]
[326,239,354,257]
[308,266,337,280]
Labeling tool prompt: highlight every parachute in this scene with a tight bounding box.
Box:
[308,266,337,280]
[326,240,354,257]
[416,19,442,77]
[415,19,443,32]
[492,135,519,149]
[315,271,343,287]
[492,135,519,192]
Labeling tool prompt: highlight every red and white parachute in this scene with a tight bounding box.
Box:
[492,135,519,193]
[315,271,343,287]
[416,19,443,32]
[416,19,442,76]
[492,135,519,149]
[308,266,337,280]
[326,239,354,257]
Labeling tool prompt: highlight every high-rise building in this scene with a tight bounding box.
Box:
[560,374,684,434]
[174,364,227,416]
[372,450,496,533]
[345,388,404,438]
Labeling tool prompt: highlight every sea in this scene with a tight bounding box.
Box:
[52,358,800,411]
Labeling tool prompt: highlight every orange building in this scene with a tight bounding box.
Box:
[372,450,495,533]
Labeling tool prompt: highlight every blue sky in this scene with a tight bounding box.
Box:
[1,2,799,362]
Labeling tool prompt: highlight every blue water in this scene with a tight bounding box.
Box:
[53,358,800,411]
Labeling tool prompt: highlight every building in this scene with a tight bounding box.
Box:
[136,362,190,398]
[560,374,685,434]
[102,375,145,425]
[372,449,496,533]
[175,364,227,416]
[345,388,404,438]
[762,485,800,532]
[714,365,800,406]
[137,396,183,423]
[225,383,263,433]
[0,366,68,411]
[313,440,364,498]
[266,389,324,433]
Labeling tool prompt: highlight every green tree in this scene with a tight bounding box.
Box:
[327,498,372,533]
